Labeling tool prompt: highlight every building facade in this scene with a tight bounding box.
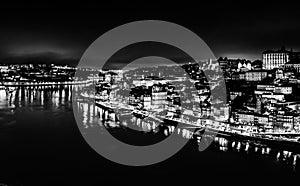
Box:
[262,46,290,70]
[245,70,267,81]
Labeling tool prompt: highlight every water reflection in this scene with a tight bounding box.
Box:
[213,135,300,170]
[75,94,300,172]
[1,85,300,173]
[0,85,75,127]
[4,85,74,108]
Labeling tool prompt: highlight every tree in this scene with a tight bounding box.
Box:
[231,95,247,110]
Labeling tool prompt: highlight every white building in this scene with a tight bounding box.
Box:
[245,70,267,81]
[262,46,290,70]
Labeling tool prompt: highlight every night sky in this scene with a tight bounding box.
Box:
[1,1,300,65]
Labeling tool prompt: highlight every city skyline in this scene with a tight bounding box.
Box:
[2,2,300,185]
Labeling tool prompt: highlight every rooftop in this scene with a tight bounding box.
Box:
[263,46,292,54]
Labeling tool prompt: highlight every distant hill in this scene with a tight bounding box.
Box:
[0,52,79,67]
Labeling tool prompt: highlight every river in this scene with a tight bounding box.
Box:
[0,85,299,185]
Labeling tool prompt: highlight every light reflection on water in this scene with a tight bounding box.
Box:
[75,96,300,172]
[1,85,300,173]
[214,135,300,170]
[0,85,75,128]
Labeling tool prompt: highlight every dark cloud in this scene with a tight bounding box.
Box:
[0,2,300,64]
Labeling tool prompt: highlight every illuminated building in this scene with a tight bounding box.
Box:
[285,55,300,72]
[245,70,267,81]
[262,46,290,70]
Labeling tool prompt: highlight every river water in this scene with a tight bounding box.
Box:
[0,85,299,185]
